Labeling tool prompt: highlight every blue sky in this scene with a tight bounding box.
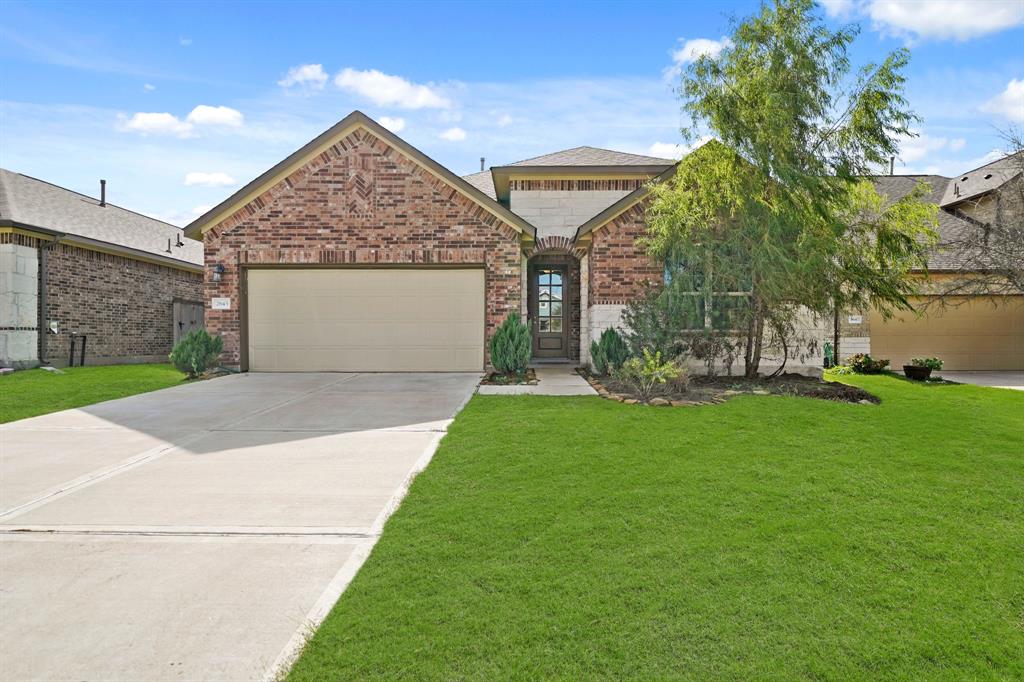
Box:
[1,0,1022,226]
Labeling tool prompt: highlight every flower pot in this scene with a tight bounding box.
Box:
[903,365,932,381]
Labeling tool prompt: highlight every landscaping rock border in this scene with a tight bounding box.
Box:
[578,370,724,407]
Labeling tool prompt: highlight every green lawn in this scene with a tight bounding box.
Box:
[289,375,1023,680]
[0,363,187,423]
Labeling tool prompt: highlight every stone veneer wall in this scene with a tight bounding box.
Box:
[0,236,39,368]
[510,186,635,239]
[203,127,523,369]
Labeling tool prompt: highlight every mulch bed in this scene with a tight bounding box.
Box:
[480,368,538,386]
[580,369,879,406]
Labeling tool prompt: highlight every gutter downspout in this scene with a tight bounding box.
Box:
[37,233,64,365]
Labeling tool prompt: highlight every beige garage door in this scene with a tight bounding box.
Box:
[869,296,1024,370]
[246,268,485,372]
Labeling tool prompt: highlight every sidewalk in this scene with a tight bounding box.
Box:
[478,365,597,396]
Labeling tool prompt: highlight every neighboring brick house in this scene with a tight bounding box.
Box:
[183,111,1020,373]
[1,170,203,368]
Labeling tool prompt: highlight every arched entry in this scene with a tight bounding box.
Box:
[526,237,582,362]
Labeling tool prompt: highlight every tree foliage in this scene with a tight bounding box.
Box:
[647,0,938,377]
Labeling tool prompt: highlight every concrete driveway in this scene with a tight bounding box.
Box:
[939,370,1024,391]
[0,372,479,681]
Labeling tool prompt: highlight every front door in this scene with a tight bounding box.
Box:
[530,265,568,358]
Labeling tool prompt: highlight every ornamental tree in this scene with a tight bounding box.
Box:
[644,0,937,377]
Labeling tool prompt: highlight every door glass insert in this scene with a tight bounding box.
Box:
[536,269,564,333]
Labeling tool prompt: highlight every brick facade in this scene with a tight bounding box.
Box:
[202,127,523,368]
[586,202,662,304]
[43,243,202,365]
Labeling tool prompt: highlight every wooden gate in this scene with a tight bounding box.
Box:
[173,299,205,345]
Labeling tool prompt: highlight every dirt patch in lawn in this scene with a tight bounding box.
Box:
[480,368,538,386]
[580,370,879,406]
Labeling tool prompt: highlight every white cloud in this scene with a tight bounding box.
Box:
[333,68,451,109]
[278,63,328,89]
[646,136,714,160]
[377,116,406,132]
[496,114,513,127]
[980,78,1024,123]
[898,131,966,163]
[118,105,244,138]
[439,126,467,141]
[143,83,155,92]
[821,1,1024,41]
[118,112,195,138]
[185,105,244,127]
[184,171,236,187]
[179,36,192,46]
[818,0,855,17]
[665,37,732,78]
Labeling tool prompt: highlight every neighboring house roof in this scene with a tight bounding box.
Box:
[506,146,675,168]
[869,174,997,271]
[939,152,1023,207]
[461,170,497,200]
[185,110,535,240]
[0,168,203,269]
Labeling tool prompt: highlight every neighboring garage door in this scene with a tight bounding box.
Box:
[246,268,485,372]
[869,296,1024,370]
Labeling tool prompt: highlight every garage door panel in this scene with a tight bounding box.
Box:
[246,269,485,372]
[869,297,1024,370]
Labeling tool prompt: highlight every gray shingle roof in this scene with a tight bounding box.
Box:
[939,152,1023,207]
[871,174,980,271]
[461,170,496,199]
[506,146,675,167]
[0,169,202,267]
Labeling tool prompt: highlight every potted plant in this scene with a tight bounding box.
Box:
[904,357,942,381]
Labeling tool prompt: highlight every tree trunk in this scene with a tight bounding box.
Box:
[832,298,841,365]
[744,298,764,379]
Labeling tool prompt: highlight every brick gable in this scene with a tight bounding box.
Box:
[203,127,523,367]
[587,201,661,304]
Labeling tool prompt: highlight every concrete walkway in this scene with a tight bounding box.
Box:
[0,372,480,681]
[478,364,597,396]
[939,370,1024,391]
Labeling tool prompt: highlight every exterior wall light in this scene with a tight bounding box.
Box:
[212,263,226,282]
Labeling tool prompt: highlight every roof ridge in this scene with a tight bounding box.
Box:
[506,145,675,167]
[950,150,1020,178]
[0,168,183,232]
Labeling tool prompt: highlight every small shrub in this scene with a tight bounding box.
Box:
[667,365,691,393]
[615,349,681,402]
[590,327,630,376]
[825,364,854,376]
[490,312,531,375]
[911,357,943,371]
[686,329,739,377]
[848,353,889,374]
[169,329,223,379]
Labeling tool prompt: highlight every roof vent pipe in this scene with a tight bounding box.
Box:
[99,179,106,207]
[480,157,485,172]
[889,156,894,176]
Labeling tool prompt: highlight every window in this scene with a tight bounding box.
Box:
[663,248,750,332]
[536,269,563,332]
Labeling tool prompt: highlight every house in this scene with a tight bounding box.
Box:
[846,155,1024,370]
[184,111,1021,373]
[0,170,204,368]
